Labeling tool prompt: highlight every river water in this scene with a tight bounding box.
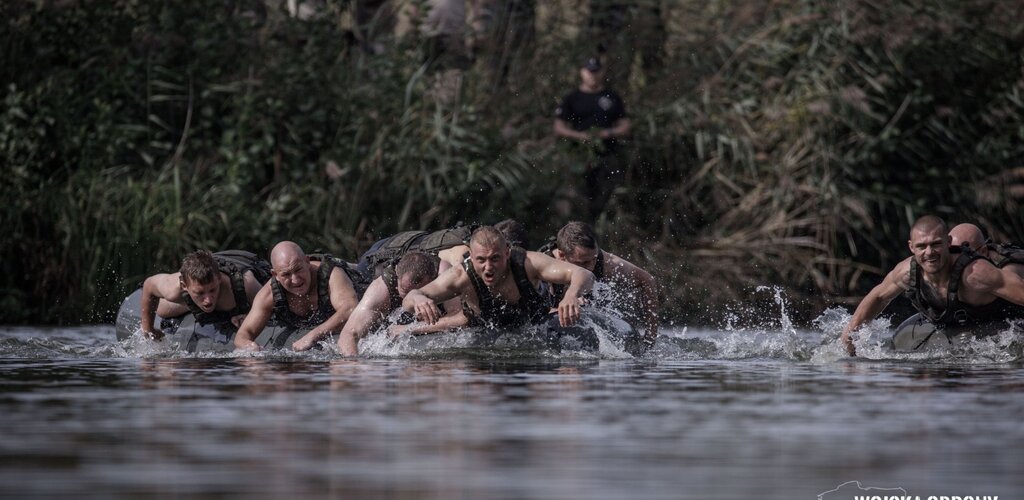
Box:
[1,306,1022,499]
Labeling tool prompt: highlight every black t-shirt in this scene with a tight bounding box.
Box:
[555,88,627,152]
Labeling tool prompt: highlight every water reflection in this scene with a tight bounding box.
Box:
[0,328,1022,498]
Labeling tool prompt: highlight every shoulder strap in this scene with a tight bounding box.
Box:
[462,251,497,314]
[509,247,533,294]
[270,278,297,326]
[948,249,985,314]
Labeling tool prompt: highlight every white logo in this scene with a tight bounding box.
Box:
[817,481,998,500]
[818,481,907,500]
[598,96,613,111]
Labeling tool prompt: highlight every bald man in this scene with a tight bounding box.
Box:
[950,223,1024,279]
[841,215,1024,356]
[403,226,595,329]
[234,241,362,351]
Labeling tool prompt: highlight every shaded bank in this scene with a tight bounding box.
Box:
[2,1,1023,324]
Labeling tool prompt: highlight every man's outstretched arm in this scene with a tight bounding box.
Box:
[840,259,911,356]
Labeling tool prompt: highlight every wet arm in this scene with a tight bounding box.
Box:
[402,268,465,324]
[294,269,360,351]
[631,265,659,345]
[531,251,595,326]
[337,279,391,356]
[971,264,1024,306]
[840,262,909,356]
[234,285,274,351]
[399,298,468,335]
[140,274,185,337]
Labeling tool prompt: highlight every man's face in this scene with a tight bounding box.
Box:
[273,257,311,296]
[470,241,509,288]
[559,246,599,272]
[580,67,603,88]
[397,273,431,299]
[181,277,220,313]
[908,226,950,276]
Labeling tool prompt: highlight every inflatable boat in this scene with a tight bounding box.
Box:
[890,312,1011,352]
[114,289,311,352]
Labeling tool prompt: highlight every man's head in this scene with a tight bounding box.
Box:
[469,226,510,288]
[495,219,529,249]
[949,223,988,257]
[908,215,951,276]
[579,56,604,89]
[555,221,600,272]
[395,252,438,298]
[270,241,312,296]
[179,250,221,313]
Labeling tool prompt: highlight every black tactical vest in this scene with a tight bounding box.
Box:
[360,226,474,278]
[904,249,1023,326]
[270,254,364,328]
[987,243,1024,269]
[462,247,551,328]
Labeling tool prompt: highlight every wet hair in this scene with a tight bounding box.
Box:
[179,250,219,285]
[910,215,948,238]
[495,219,529,249]
[556,221,599,254]
[395,251,437,286]
[469,225,507,250]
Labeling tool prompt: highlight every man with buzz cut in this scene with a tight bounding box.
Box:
[338,251,466,356]
[140,250,271,340]
[542,221,658,347]
[841,215,1024,356]
[234,241,363,351]
[403,225,594,330]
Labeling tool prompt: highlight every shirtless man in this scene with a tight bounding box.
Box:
[234,241,361,351]
[140,250,270,339]
[337,251,465,356]
[403,226,595,329]
[949,223,1024,278]
[545,221,658,347]
[841,216,1024,356]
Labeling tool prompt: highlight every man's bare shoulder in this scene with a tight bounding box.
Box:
[360,277,389,304]
[961,258,1002,291]
[886,257,914,290]
[251,282,276,311]
[603,252,648,277]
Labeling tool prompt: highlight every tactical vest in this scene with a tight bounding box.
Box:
[270,254,364,328]
[462,247,550,328]
[539,239,605,303]
[361,226,474,278]
[987,243,1024,269]
[181,250,272,326]
[904,249,1023,326]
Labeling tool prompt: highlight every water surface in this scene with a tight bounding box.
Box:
[0,319,1021,499]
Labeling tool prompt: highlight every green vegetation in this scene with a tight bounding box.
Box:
[2,1,1023,325]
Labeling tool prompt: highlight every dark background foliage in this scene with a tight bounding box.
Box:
[2,0,1022,325]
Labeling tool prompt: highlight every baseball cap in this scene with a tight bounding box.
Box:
[581,57,603,72]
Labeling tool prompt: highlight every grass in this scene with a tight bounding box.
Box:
[2,0,1023,325]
